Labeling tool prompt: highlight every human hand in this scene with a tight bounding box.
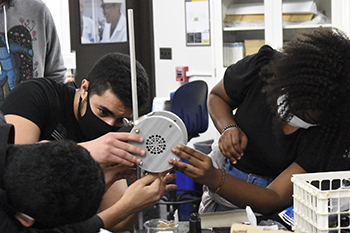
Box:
[169,144,221,189]
[79,132,146,167]
[219,127,248,164]
[98,171,176,229]
[119,172,177,213]
[103,164,137,191]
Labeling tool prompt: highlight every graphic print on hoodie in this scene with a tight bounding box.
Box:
[0,22,33,104]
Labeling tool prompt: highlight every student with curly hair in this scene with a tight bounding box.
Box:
[170,27,350,218]
[1,140,106,230]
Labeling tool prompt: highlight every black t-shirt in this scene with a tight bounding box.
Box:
[223,45,343,177]
[0,78,85,142]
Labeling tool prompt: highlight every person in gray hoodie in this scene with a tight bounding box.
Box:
[0,0,66,105]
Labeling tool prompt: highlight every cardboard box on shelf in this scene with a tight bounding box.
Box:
[224,2,264,23]
[244,40,265,56]
[224,14,264,23]
[282,14,314,22]
[224,0,317,23]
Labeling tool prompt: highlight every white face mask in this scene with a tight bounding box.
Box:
[20,212,35,221]
[277,95,318,129]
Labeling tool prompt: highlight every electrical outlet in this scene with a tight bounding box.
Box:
[160,48,172,60]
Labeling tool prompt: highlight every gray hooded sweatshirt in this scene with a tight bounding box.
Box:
[0,0,66,103]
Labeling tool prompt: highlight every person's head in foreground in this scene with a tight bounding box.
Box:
[262,27,350,170]
[4,140,105,229]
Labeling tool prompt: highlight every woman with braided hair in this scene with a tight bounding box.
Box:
[169,27,350,218]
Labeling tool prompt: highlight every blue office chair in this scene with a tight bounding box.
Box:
[170,80,209,141]
[160,80,209,221]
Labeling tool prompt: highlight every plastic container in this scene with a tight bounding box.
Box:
[144,219,178,233]
[292,171,350,233]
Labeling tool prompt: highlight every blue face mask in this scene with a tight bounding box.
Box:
[277,95,318,129]
[78,93,121,141]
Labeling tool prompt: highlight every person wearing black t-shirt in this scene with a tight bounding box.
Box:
[169,28,350,218]
[0,53,177,232]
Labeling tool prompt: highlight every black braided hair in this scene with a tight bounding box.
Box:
[261,27,350,170]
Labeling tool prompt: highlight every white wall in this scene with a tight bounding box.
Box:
[153,0,220,146]
[153,0,214,97]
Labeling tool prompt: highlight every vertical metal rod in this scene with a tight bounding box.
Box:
[128,9,138,122]
[127,9,143,231]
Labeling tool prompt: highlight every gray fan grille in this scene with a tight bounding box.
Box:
[145,134,166,154]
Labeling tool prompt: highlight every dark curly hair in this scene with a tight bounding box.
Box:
[86,53,150,112]
[261,27,350,170]
[4,140,105,228]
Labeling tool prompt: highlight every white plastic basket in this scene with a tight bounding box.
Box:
[292,171,350,233]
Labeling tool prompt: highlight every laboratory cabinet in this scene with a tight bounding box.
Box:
[210,0,350,82]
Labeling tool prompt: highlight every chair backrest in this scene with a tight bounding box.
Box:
[170,80,209,141]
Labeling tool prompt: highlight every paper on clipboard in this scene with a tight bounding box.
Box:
[185,0,210,46]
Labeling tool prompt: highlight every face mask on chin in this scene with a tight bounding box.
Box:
[277,94,318,129]
[286,114,317,129]
[78,93,121,141]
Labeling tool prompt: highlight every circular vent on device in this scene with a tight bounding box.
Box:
[146,134,166,155]
[130,111,187,173]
